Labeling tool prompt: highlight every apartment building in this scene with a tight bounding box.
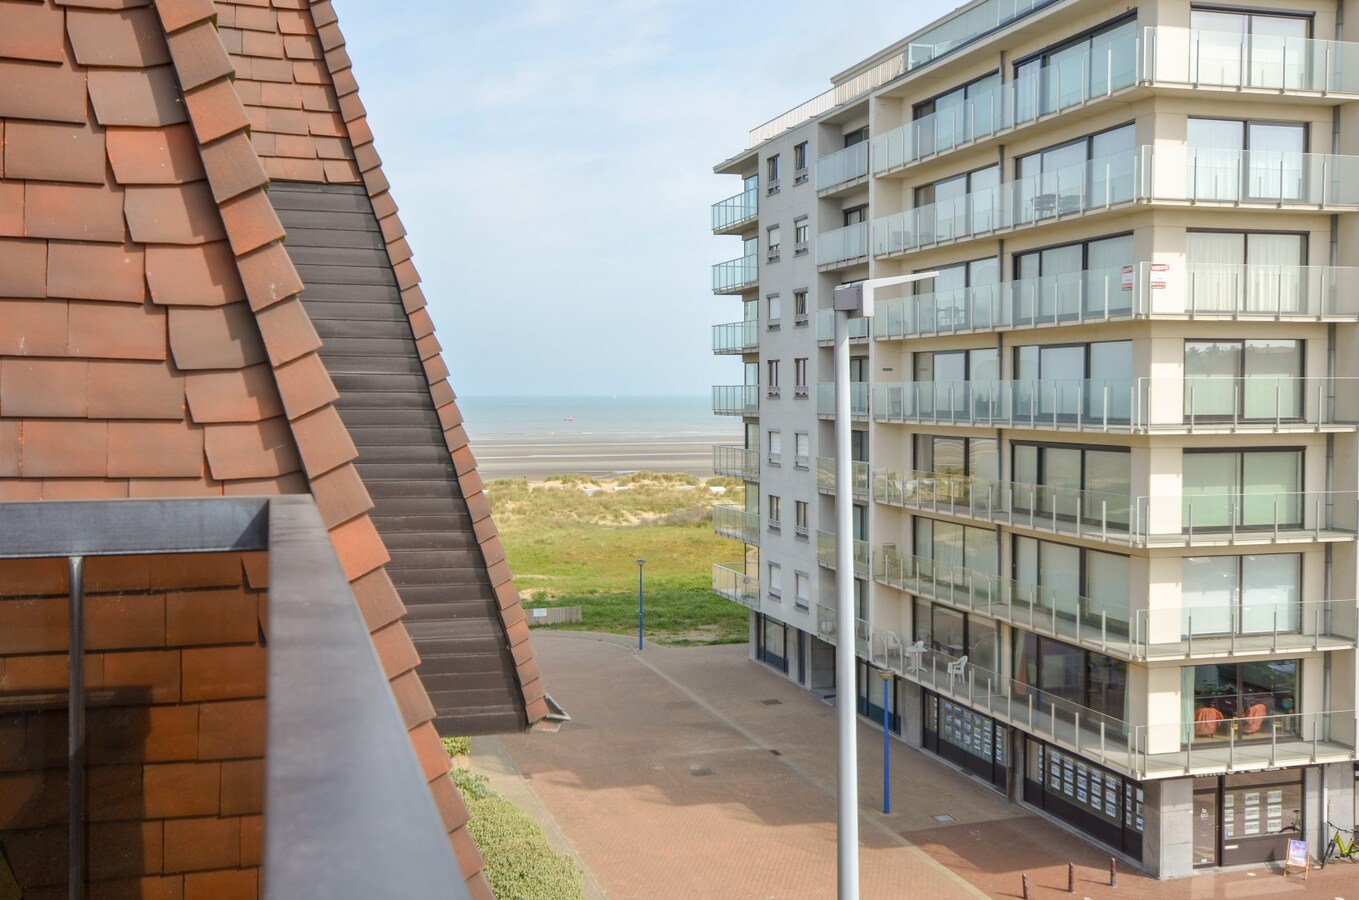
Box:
[709,0,1359,876]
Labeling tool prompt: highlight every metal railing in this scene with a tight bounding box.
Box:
[817,382,869,418]
[712,187,758,232]
[712,504,760,543]
[711,384,758,416]
[815,141,870,192]
[871,379,1132,431]
[1145,26,1359,94]
[1133,491,1359,545]
[712,444,758,480]
[815,221,870,267]
[1133,599,1358,660]
[712,254,757,293]
[1181,264,1359,318]
[712,563,759,610]
[816,307,870,343]
[1134,709,1357,779]
[712,319,758,354]
[816,530,870,577]
[816,456,870,499]
[814,601,871,655]
[1143,145,1359,207]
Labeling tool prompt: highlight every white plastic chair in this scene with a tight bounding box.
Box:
[946,654,969,686]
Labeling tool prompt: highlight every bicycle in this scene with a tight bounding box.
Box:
[1321,821,1359,866]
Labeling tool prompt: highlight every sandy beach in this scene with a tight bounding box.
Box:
[470,435,733,481]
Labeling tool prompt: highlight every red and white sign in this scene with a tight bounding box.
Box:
[1121,265,1133,291]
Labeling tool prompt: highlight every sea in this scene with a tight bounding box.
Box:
[455,395,741,481]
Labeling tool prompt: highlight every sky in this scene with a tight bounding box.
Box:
[339,1,959,397]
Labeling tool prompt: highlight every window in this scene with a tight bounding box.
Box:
[766,153,781,193]
[793,290,809,326]
[911,348,1000,419]
[1182,449,1303,530]
[913,517,998,576]
[767,429,781,464]
[794,500,809,539]
[1012,340,1133,424]
[909,256,1001,332]
[766,359,780,397]
[766,294,781,330]
[794,571,810,609]
[1185,232,1306,315]
[767,494,781,532]
[794,358,809,398]
[1190,9,1309,90]
[914,598,1000,673]
[1186,118,1306,202]
[767,562,782,599]
[1012,442,1131,528]
[1013,536,1131,635]
[1181,553,1301,637]
[766,225,781,262]
[1014,633,1128,729]
[843,126,868,147]
[843,204,868,227]
[1015,124,1135,222]
[1184,339,1302,420]
[794,431,810,468]
[913,72,1002,156]
[914,165,1000,240]
[1014,18,1137,121]
[1013,233,1134,323]
[794,217,809,255]
[1183,660,1299,743]
[793,142,809,182]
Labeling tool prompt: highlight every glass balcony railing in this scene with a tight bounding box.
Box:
[711,188,758,233]
[814,602,871,655]
[712,254,757,293]
[815,142,870,191]
[815,221,869,267]
[1135,709,1356,779]
[816,530,870,577]
[712,444,758,480]
[1144,145,1359,207]
[815,307,870,344]
[815,457,870,499]
[1145,26,1359,95]
[712,384,758,416]
[712,505,760,543]
[816,382,869,418]
[1181,264,1359,318]
[871,379,1134,430]
[1133,491,1359,545]
[712,563,759,610]
[711,320,757,354]
[1132,599,1357,661]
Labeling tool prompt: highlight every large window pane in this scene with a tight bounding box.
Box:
[1183,452,1239,528]
[970,437,999,485]
[1085,450,1131,526]
[1241,451,1301,526]
[1247,123,1305,200]
[1188,119,1245,200]
[1182,556,1237,636]
[1245,233,1304,313]
[1085,551,1130,633]
[1185,340,1241,417]
[1041,541,1081,618]
[1243,339,1301,419]
[1187,232,1246,313]
[1240,554,1300,633]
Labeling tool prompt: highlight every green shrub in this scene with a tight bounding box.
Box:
[442,735,472,758]
[449,767,495,800]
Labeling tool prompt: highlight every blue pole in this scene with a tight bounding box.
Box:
[882,674,891,815]
[636,559,645,651]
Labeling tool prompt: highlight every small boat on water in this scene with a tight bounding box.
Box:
[563,416,574,422]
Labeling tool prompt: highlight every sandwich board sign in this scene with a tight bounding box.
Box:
[1284,839,1309,878]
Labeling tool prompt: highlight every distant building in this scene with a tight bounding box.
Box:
[0,1,543,896]
[710,0,1358,876]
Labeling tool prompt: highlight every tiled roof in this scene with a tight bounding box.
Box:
[0,0,542,892]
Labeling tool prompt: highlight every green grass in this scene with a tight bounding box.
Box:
[487,473,749,644]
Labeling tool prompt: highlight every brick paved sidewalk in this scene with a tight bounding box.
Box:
[484,634,1357,899]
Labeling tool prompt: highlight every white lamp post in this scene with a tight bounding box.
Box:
[830,272,935,900]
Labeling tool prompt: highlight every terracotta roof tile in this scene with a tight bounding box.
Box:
[428,379,454,408]
[25,181,127,242]
[249,55,292,82]
[421,354,448,383]
[183,363,284,423]
[108,419,204,477]
[300,83,337,112]
[153,0,217,34]
[369,190,396,219]
[167,301,266,370]
[290,59,326,85]
[435,401,461,433]
[312,135,349,160]
[275,8,312,34]
[217,26,243,55]
[352,142,380,173]
[217,189,285,254]
[272,350,337,418]
[54,0,155,9]
[47,240,147,303]
[315,23,342,53]
[87,360,185,419]
[283,34,320,61]
[0,238,49,298]
[288,404,356,477]
[182,76,251,143]
[106,124,207,184]
[309,1,335,28]
[386,237,412,266]
[330,513,391,583]
[274,133,316,159]
[321,45,349,72]
[0,179,21,236]
[240,28,283,58]
[231,4,276,32]
[0,60,85,124]
[3,119,108,185]
[322,159,359,183]
[66,7,171,68]
[199,131,272,203]
[388,669,436,731]
[264,106,307,135]
[0,1,67,64]
[68,300,167,361]
[249,131,276,157]
[21,419,109,477]
[203,416,300,480]
[335,91,364,124]
[244,103,269,131]
[377,213,405,243]
[308,462,373,530]
[251,295,319,365]
[220,470,307,495]
[164,19,236,90]
[368,620,417,681]
[349,568,404,633]
[415,332,442,361]
[0,478,43,500]
[146,241,246,306]
[235,240,302,311]
[403,289,429,318]
[124,182,227,245]
[0,299,68,356]
[127,477,221,497]
[41,477,128,499]
[260,81,303,109]
[260,156,325,181]
[88,65,189,127]
[329,67,356,98]
[1,358,89,417]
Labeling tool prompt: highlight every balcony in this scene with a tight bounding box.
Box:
[815,221,869,268]
[815,456,870,500]
[815,530,870,577]
[713,253,757,294]
[712,384,758,416]
[1134,600,1357,660]
[1133,490,1359,547]
[712,319,758,355]
[1145,26,1359,96]
[814,601,871,656]
[815,141,869,193]
[712,504,760,544]
[816,382,869,419]
[712,444,759,480]
[712,187,758,234]
[815,307,870,344]
[870,377,1359,434]
[712,563,759,610]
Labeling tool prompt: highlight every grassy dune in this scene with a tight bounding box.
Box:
[487,473,749,644]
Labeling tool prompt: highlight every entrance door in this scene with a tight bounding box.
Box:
[1193,785,1219,868]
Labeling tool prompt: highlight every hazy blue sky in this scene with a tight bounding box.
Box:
[340,1,957,397]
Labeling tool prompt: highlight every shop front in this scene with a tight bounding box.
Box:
[1023,738,1144,861]
[922,690,1008,790]
[1192,769,1304,868]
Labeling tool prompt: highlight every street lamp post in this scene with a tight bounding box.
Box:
[831,272,934,900]
[636,559,645,651]
[878,669,892,815]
